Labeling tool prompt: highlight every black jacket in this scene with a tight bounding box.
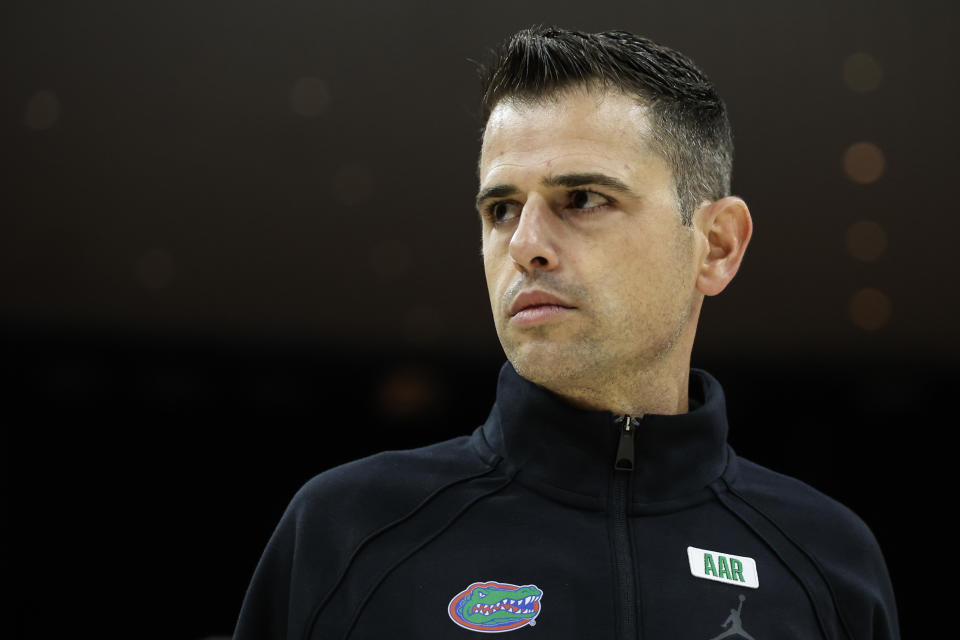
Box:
[234,363,899,639]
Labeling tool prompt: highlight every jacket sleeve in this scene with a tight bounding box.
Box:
[232,440,487,639]
[233,499,299,640]
[850,525,900,640]
[231,454,422,640]
[233,474,345,640]
[804,493,900,640]
[733,459,900,639]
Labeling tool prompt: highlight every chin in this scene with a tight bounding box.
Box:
[505,342,589,389]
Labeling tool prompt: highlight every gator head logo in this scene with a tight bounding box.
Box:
[448,581,543,633]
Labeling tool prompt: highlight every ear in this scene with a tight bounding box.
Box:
[694,196,753,297]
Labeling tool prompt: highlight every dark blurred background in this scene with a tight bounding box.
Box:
[4,0,956,637]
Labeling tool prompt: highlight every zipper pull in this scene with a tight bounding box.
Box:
[614,415,637,471]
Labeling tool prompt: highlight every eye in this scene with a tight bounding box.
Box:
[477,591,486,598]
[484,201,521,224]
[568,189,610,211]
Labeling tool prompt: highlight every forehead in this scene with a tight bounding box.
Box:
[479,89,663,185]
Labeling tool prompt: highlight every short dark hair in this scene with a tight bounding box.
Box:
[478,26,734,225]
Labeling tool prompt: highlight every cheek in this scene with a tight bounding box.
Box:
[586,238,678,308]
[482,245,506,303]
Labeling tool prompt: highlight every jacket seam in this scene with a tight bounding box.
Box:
[471,422,503,467]
[339,470,517,639]
[303,463,503,640]
[711,481,833,639]
[724,482,856,640]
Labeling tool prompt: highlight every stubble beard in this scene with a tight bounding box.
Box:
[494,227,698,403]
[499,287,696,405]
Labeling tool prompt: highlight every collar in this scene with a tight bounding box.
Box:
[479,361,733,510]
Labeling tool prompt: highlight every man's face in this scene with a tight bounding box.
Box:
[477,89,704,393]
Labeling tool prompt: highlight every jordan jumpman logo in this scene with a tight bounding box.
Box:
[708,594,756,640]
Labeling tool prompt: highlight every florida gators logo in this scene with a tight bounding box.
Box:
[448,581,543,633]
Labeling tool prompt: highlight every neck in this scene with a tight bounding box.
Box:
[552,361,691,416]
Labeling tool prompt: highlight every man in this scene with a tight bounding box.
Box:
[234,26,899,639]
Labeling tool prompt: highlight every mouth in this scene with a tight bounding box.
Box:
[510,304,573,326]
[508,290,576,326]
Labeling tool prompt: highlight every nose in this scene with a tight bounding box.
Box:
[508,193,559,273]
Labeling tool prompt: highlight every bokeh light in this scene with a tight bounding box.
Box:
[843,142,885,184]
[849,287,892,330]
[377,366,440,419]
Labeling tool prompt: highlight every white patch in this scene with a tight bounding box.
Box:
[687,546,759,589]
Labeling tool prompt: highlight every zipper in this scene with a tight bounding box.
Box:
[614,414,637,471]
[612,414,641,639]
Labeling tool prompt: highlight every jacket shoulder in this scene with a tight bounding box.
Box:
[733,457,876,545]
[731,456,899,639]
[234,432,497,639]
[290,432,495,528]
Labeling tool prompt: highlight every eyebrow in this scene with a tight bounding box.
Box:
[475,172,639,208]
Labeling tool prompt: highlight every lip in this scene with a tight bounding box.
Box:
[508,290,576,317]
